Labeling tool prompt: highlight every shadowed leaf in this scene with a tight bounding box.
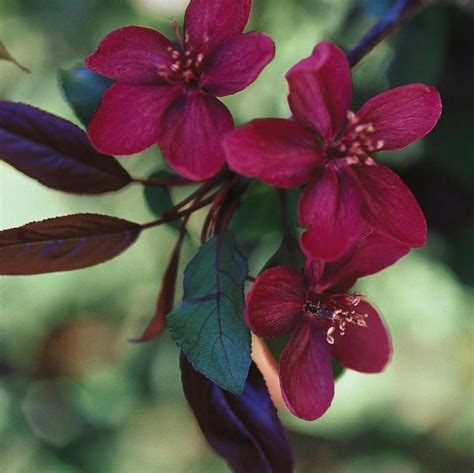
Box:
[0,41,30,72]
[230,181,281,246]
[0,214,141,275]
[59,65,113,126]
[264,233,305,272]
[168,232,250,395]
[181,356,294,473]
[0,101,131,194]
[144,170,181,231]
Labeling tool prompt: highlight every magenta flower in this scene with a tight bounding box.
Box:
[245,230,409,420]
[85,0,275,181]
[224,41,442,261]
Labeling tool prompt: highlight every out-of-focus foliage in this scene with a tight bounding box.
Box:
[59,66,113,126]
[0,0,473,472]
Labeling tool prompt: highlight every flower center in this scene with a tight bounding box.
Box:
[157,21,206,87]
[330,111,385,166]
[303,293,368,344]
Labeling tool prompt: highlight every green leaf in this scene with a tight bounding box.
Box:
[389,8,447,85]
[0,40,30,72]
[264,233,305,272]
[143,170,181,231]
[167,232,250,395]
[59,65,113,127]
[264,188,304,271]
[331,358,345,381]
[230,181,281,245]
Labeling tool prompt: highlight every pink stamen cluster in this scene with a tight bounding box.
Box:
[157,22,207,86]
[303,293,368,344]
[335,111,384,166]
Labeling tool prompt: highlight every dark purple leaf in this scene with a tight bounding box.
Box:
[0,214,141,275]
[0,101,131,194]
[181,355,294,473]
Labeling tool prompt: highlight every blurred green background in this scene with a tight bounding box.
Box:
[0,0,473,472]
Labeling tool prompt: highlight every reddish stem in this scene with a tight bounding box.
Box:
[201,176,238,242]
[141,192,218,230]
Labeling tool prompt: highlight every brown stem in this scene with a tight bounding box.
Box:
[141,192,218,230]
[173,169,230,212]
[201,176,239,242]
[213,178,250,236]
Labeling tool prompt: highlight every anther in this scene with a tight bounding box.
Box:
[326,327,335,345]
[347,111,358,123]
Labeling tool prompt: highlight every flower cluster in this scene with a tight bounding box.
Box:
[0,0,444,470]
[224,41,442,261]
[83,0,442,423]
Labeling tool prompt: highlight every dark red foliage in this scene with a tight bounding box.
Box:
[0,214,141,275]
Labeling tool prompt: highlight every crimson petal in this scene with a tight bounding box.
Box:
[330,301,392,373]
[315,229,410,293]
[88,82,181,156]
[85,26,174,82]
[158,92,233,181]
[245,266,305,338]
[353,163,427,248]
[280,317,334,421]
[286,41,352,143]
[356,83,442,151]
[184,0,252,54]
[299,165,362,262]
[201,32,275,97]
[181,356,294,473]
[224,118,323,189]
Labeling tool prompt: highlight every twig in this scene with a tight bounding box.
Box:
[347,0,425,67]
[141,192,218,230]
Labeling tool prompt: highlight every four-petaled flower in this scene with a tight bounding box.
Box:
[245,229,409,420]
[224,41,442,262]
[86,0,275,181]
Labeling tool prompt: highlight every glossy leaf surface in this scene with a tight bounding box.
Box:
[0,101,131,194]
